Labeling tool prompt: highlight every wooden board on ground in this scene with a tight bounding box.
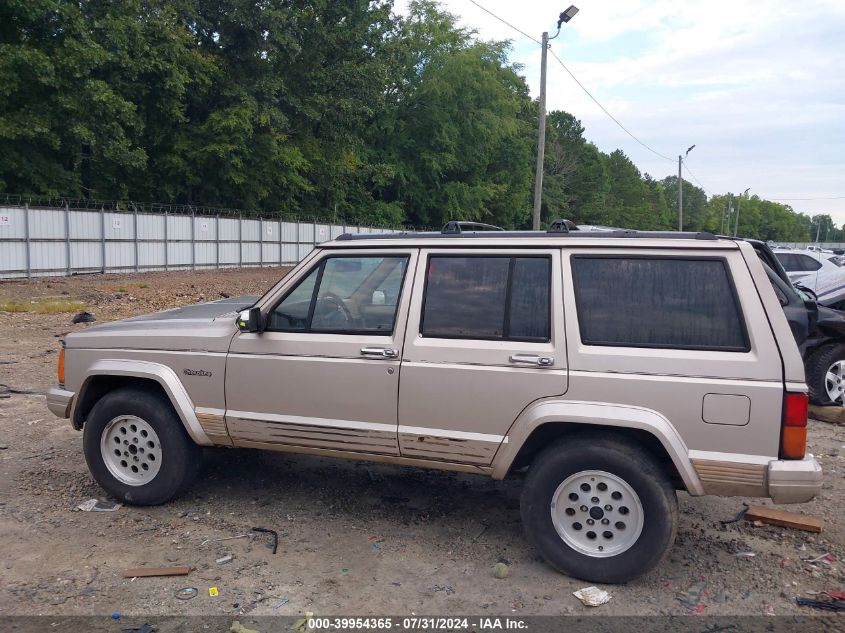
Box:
[123,566,192,578]
[744,505,823,533]
[808,404,845,425]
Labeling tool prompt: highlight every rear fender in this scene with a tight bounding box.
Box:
[492,399,704,495]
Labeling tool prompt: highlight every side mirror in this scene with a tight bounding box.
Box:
[237,307,263,333]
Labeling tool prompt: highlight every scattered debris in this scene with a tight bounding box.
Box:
[0,383,42,397]
[274,598,289,609]
[175,587,198,601]
[71,311,96,324]
[744,505,823,533]
[720,503,749,525]
[209,586,219,597]
[230,621,260,633]
[676,580,708,610]
[252,526,278,554]
[735,551,756,558]
[808,404,845,425]
[216,555,234,564]
[292,612,315,633]
[123,566,192,578]
[220,292,231,298]
[433,584,455,595]
[797,596,845,612]
[492,562,509,579]
[120,625,156,633]
[76,499,121,512]
[804,552,835,564]
[573,586,611,607]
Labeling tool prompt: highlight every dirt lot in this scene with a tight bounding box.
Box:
[1,268,844,621]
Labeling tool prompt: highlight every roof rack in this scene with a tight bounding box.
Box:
[441,220,505,234]
[334,229,720,241]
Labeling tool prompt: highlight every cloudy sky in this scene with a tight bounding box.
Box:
[394,0,845,222]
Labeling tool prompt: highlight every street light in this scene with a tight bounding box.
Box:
[678,144,695,231]
[533,5,579,230]
[734,187,750,237]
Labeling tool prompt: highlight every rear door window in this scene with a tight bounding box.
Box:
[421,256,551,341]
[571,256,749,351]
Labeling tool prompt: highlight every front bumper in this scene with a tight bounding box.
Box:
[768,454,823,504]
[46,386,74,419]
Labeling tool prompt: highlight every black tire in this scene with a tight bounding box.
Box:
[805,343,845,405]
[520,433,678,584]
[83,386,202,505]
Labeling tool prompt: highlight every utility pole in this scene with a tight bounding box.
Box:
[677,155,683,232]
[532,6,579,230]
[734,187,750,237]
[532,30,549,231]
[677,144,695,231]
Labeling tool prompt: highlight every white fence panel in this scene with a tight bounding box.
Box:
[69,210,100,239]
[0,204,397,278]
[29,208,64,239]
[195,216,216,241]
[71,241,103,270]
[137,213,164,240]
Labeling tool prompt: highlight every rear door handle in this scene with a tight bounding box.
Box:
[360,347,399,359]
[509,354,554,366]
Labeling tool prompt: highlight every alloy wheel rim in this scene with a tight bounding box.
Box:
[550,469,645,558]
[100,415,162,486]
[825,360,845,404]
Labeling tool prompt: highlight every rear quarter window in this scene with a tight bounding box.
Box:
[571,256,750,352]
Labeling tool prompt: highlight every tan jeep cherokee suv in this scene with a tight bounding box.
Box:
[46,225,822,583]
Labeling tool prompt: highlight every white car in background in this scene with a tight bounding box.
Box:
[774,248,845,308]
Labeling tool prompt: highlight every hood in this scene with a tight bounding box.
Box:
[65,295,260,352]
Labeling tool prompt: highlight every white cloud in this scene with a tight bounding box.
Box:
[393,0,845,223]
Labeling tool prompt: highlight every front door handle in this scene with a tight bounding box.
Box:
[509,354,554,367]
[360,347,398,359]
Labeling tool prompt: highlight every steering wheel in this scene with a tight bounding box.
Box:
[314,292,354,327]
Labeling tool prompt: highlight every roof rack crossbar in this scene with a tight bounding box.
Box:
[441,220,505,234]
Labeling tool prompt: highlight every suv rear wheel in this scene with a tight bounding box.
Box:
[806,343,845,405]
[83,386,202,505]
[521,434,678,583]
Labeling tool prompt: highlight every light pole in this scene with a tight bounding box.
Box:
[533,5,579,230]
[677,144,695,231]
[734,187,750,237]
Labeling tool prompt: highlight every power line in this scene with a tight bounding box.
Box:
[682,163,712,196]
[547,48,675,163]
[464,0,677,165]
[466,0,541,45]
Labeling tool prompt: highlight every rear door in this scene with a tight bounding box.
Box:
[397,248,567,465]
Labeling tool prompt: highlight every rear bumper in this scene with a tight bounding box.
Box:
[768,454,823,504]
[46,386,74,419]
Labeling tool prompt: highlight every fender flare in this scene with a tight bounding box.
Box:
[71,359,213,446]
[491,399,704,495]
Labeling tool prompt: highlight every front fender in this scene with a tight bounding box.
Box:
[491,399,704,495]
[71,359,213,446]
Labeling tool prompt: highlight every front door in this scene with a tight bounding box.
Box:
[225,249,418,455]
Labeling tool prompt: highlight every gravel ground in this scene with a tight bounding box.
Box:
[0,269,844,619]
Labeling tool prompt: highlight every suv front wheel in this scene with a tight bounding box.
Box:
[521,434,678,583]
[83,386,202,505]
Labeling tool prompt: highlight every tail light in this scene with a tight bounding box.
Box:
[57,346,65,387]
[780,392,808,459]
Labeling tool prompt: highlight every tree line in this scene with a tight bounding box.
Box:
[0,0,828,241]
